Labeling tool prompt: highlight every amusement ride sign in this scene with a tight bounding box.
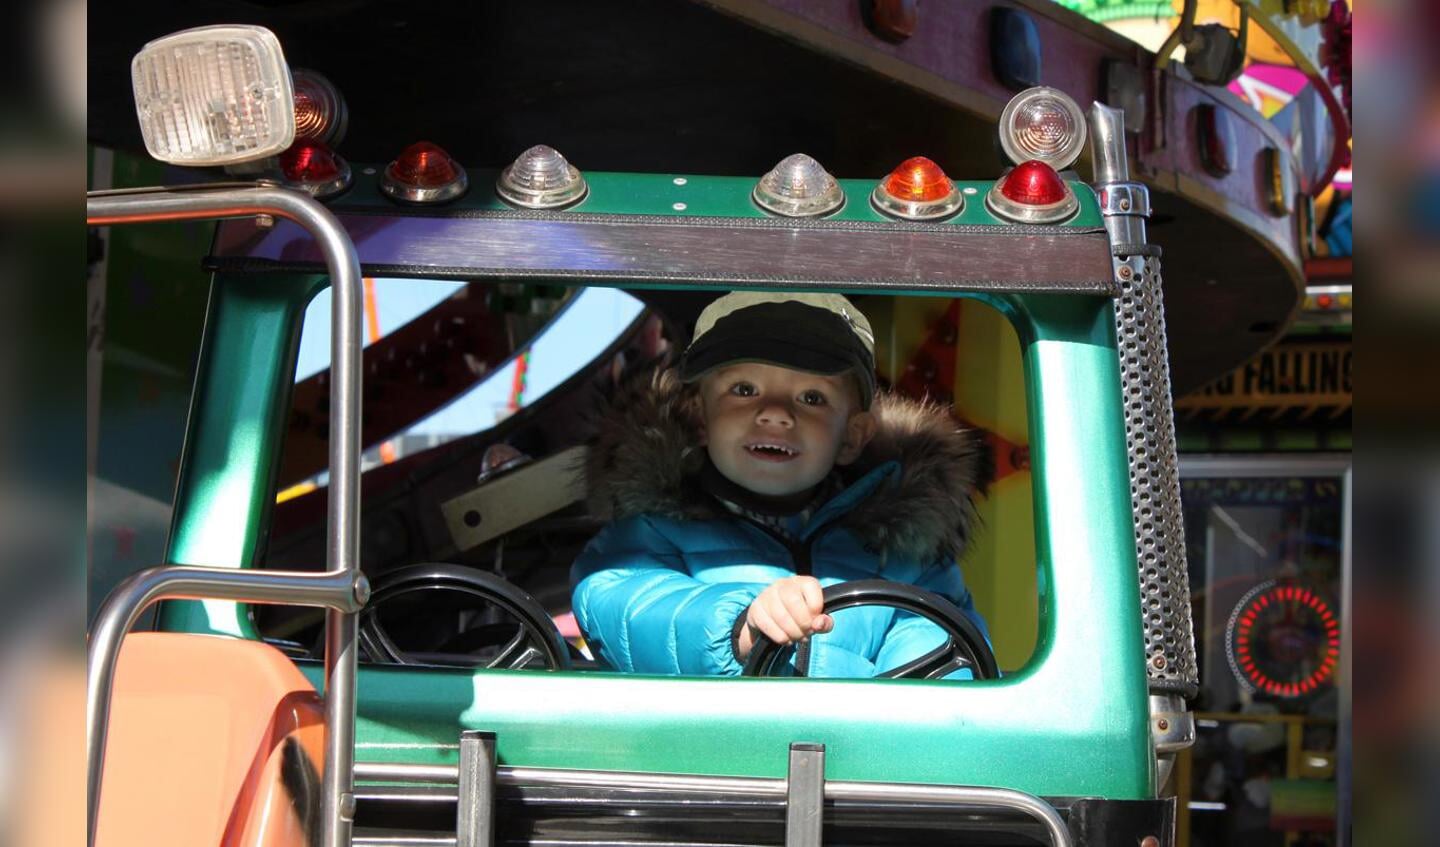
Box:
[1175,340,1351,415]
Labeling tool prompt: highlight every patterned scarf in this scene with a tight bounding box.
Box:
[697,458,843,541]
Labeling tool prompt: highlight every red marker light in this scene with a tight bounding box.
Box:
[1000,160,1068,205]
[1316,294,1334,309]
[381,141,468,204]
[985,159,1077,224]
[282,140,339,182]
[279,139,351,200]
[871,156,963,220]
[392,142,459,187]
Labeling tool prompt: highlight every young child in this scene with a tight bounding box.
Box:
[570,292,990,678]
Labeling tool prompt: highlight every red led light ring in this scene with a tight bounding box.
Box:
[1225,580,1341,698]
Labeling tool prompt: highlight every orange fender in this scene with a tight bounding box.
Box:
[96,633,325,847]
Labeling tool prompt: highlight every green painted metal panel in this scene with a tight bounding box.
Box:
[269,294,1154,801]
[159,273,325,636]
[154,173,1145,798]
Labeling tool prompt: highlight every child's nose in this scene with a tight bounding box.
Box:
[755,401,795,427]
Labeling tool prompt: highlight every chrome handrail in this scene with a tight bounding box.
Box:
[86,183,364,847]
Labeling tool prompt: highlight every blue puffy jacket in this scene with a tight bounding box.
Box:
[571,370,990,678]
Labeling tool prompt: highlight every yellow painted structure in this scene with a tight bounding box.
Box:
[870,297,1038,672]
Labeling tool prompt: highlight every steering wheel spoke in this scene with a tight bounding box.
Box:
[877,640,976,680]
[879,642,976,681]
[358,563,571,671]
[486,628,536,669]
[359,607,411,664]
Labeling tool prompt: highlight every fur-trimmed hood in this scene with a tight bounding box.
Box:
[584,368,989,562]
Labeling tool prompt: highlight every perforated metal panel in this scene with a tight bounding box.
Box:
[1114,254,1199,696]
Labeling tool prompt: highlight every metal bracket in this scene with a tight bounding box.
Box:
[1097,182,1151,219]
[1150,694,1196,755]
[442,445,589,551]
[457,730,498,847]
[786,743,826,847]
[1150,694,1196,791]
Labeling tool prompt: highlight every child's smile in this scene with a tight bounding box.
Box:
[699,362,874,497]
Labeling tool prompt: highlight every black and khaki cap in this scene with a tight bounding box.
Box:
[678,292,877,409]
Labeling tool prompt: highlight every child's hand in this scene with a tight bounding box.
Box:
[736,576,834,660]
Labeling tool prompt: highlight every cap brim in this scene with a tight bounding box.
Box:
[679,336,874,409]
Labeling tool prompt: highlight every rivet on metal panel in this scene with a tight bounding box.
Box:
[1118,265,1133,280]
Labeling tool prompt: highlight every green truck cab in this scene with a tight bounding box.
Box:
[89,24,1203,847]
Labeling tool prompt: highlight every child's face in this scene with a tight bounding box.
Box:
[698,362,876,497]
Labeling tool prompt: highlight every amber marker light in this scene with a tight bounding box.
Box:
[871,156,963,221]
[381,141,469,205]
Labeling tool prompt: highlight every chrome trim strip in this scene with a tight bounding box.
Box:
[354,763,1074,847]
[87,183,364,847]
[209,210,1119,296]
[830,782,1071,847]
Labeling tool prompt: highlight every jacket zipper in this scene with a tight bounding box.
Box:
[792,536,818,677]
[737,517,823,677]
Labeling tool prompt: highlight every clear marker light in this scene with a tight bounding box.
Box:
[291,68,348,146]
[997,86,1087,171]
[752,153,845,217]
[496,145,588,210]
[130,25,294,166]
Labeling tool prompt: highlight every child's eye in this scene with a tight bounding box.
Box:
[729,382,757,397]
[799,390,827,406]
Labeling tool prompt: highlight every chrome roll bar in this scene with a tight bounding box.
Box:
[86,183,364,847]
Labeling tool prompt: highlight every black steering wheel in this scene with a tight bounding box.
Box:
[741,580,999,680]
[358,563,571,670]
